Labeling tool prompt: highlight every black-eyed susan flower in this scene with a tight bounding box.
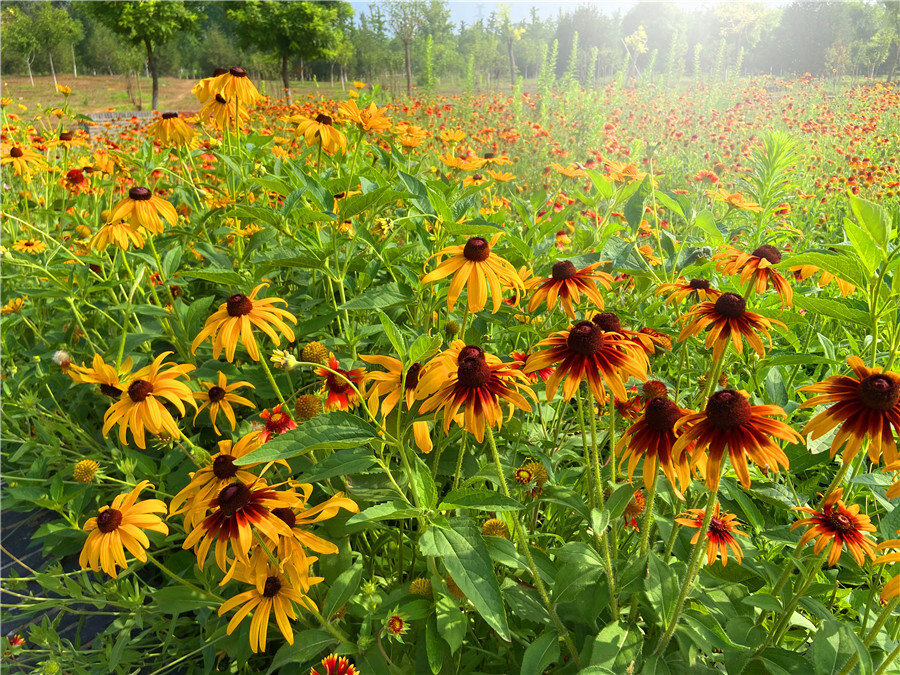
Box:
[259,405,297,442]
[182,479,295,573]
[676,503,748,566]
[656,278,723,305]
[210,67,263,106]
[592,311,664,355]
[192,371,254,435]
[79,480,168,578]
[714,244,793,307]
[673,389,801,491]
[191,67,228,104]
[12,239,46,254]
[191,284,297,362]
[678,293,784,362]
[791,488,877,566]
[422,235,525,314]
[508,351,554,384]
[525,320,649,405]
[706,188,762,212]
[199,93,248,130]
[89,219,146,251]
[798,357,900,466]
[1,145,47,176]
[417,345,533,443]
[316,354,365,412]
[618,396,694,498]
[287,112,347,154]
[68,354,133,398]
[218,553,317,654]
[337,99,392,133]
[526,260,612,319]
[169,431,267,529]
[360,355,431,452]
[875,539,900,602]
[147,112,195,146]
[102,352,196,449]
[107,186,178,235]
[312,653,360,675]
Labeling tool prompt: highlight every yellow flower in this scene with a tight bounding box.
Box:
[706,188,763,212]
[1,297,26,316]
[192,371,255,435]
[69,354,133,398]
[79,480,168,578]
[209,67,263,106]
[1,145,47,176]
[191,284,297,362]
[107,187,178,235]
[89,220,145,251]
[102,352,196,449]
[286,112,347,154]
[56,84,72,96]
[147,112,195,147]
[421,234,525,314]
[198,93,249,131]
[353,80,367,89]
[337,99,392,133]
[13,239,46,254]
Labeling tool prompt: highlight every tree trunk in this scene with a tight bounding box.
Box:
[507,36,516,86]
[404,39,413,96]
[144,38,158,111]
[330,62,334,86]
[48,51,57,86]
[281,53,291,103]
[72,44,77,78]
[26,53,34,86]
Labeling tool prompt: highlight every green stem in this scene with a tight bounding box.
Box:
[452,432,468,490]
[145,552,221,602]
[836,597,900,675]
[258,351,287,407]
[608,396,619,559]
[655,479,721,656]
[485,427,580,668]
[311,607,350,643]
[576,390,595,509]
[874,636,900,675]
[765,552,826,648]
[639,472,660,556]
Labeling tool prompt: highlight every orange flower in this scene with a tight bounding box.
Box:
[655,278,723,306]
[798,356,900,466]
[526,260,612,319]
[676,503,748,566]
[706,188,762,212]
[316,354,365,412]
[713,245,793,307]
[678,293,784,361]
[337,99,392,133]
[791,489,877,566]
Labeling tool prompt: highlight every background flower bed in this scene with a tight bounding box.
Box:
[1,71,900,675]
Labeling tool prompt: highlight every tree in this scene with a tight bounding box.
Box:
[33,3,83,84]
[227,1,351,102]
[1,5,40,85]
[388,0,428,96]
[82,1,200,111]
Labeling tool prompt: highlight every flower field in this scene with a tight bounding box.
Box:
[2,72,900,675]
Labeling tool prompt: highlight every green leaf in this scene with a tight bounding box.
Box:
[520,630,560,675]
[589,621,641,670]
[812,620,872,675]
[236,411,378,464]
[694,209,725,244]
[793,295,872,328]
[408,334,442,366]
[777,251,867,289]
[741,593,782,612]
[646,552,679,622]
[377,311,406,357]
[338,187,407,221]
[849,194,890,255]
[266,630,336,675]
[444,218,504,237]
[844,217,880,275]
[606,483,639,520]
[419,518,510,640]
[162,244,182,279]
[296,447,375,484]
[585,168,614,200]
[346,501,422,524]
[425,614,444,674]
[409,450,438,509]
[183,268,244,288]
[435,595,467,654]
[340,283,414,311]
[720,478,765,532]
[577,668,616,675]
[438,488,524,512]
[150,586,218,615]
[323,564,363,620]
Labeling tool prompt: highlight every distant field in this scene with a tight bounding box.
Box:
[1,75,367,115]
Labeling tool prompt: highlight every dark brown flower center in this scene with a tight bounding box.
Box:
[10,147,24,158]
[826,510,854,533]
[315,113,333,126]
[263,575,282,597]
[567,321,604,356]
[645,397,681,432]
[752,245,781,265]
[207,386,226,403]
[162,112,178,120]
[100,383,122,398]
[271,507,296,529]
[215,94,227,104]
[212,454,238,480]
[458,345,485,362]
[216,482,251,517]
[226,293,253,317]
[128,186,151,201]
[97,508,123,533]
[689,278,711,290]
[714,293,746,319]
[212,67,228,77]
[708,516,727,535]
[59,132,73,142]
[705,390,752,431]
[593,312,622,333]
[405,362,422,390]
[483,152,496,159]
[551,260,577,281]
[463,237,490,262]
[229,67,247,78]
[858,374,900,411]
[128,379,153,402]
[457,356,491,388]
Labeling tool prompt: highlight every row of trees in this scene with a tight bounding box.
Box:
[2,1,899,108]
